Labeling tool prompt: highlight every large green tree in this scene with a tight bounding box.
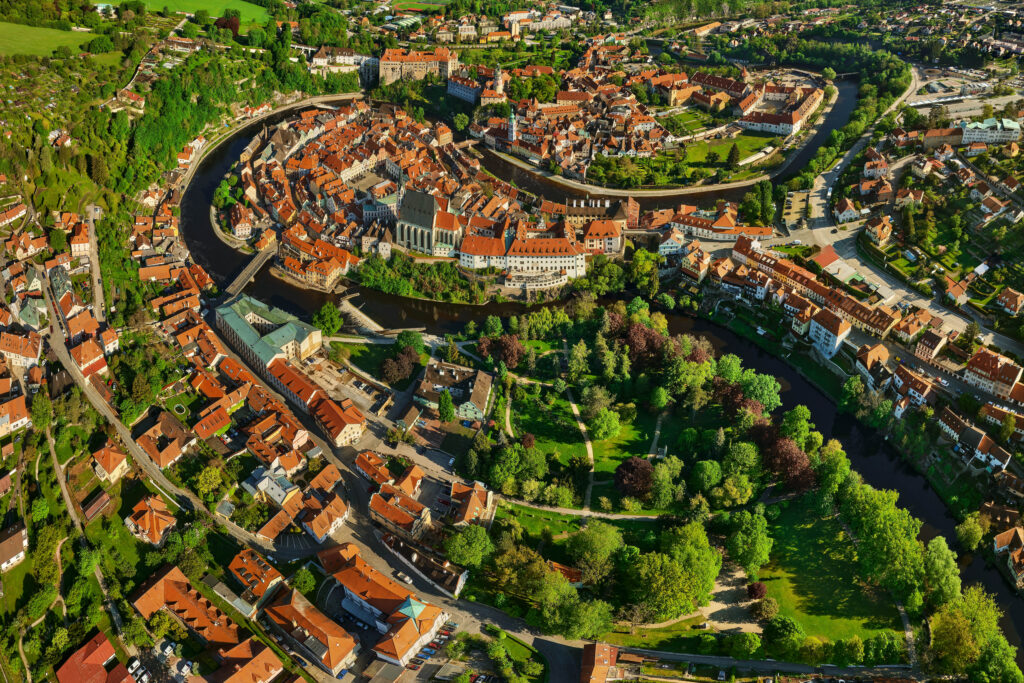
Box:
[443,524,494,569]
[726,510,772,579]
[566,521,623,585]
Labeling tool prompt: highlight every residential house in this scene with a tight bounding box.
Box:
[414,360,492,422]
[125,496,176,547]
[264,588,359,677]
[808,309,851,358]
[964,349,1023,399]
[92,442,129,483]
[0,521,28,572]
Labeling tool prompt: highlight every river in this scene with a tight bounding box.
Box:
[179,87,1024,663]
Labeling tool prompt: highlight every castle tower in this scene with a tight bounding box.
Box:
[508,110,516,143]
[494,65,504,95]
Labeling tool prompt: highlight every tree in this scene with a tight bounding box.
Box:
[727,143,741,169]
[839,375,864,413]
[956,512,988,551]
[484,315,503,337]
[727,510,773,579]
[49,229,67,252]
[1000,413,1016,444]
[566,521,623,584]
[31,498,49,523]
[763,616,804,658]
[822,67,837,80]
[971,634,1024,683]
[444,525,495,569]
[729,632,761,658]
[568,340,589,383]
[438,390,456,423]
[923,537,961,609]
[614,457,653,498]
[650,386,669,411]
[31,393,53,427]
[196,466,222,498]
[453,113,469,131]
[747,582,767,600]
[660,522,721,607]
[691,460,723,493]
[740,372,782,413]
[311,302,343,335]
[292,566,316,595]
[588,408,621,440]
[627,553,697,621]
[780,405,814,450]
[395,330,426,355]
[752,596,779,622]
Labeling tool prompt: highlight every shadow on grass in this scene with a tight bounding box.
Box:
[762,498,902,639]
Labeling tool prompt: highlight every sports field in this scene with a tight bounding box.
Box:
[0,22,91,56]
[141,0,269,24]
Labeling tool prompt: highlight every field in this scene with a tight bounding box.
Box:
[392,0,450,10]
[140,0,269,23]
[601,615,710,652]
[0,22,91,56]
[760,498,903,641]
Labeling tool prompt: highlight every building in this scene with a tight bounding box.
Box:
[379,48,458,85]
[581,643,622,683]
[964,349,1023,399]
[448,480,493,526]
[833,198,859,223]
[92,442,129,483]
[864,215,892,247]
[993,526,1024,588]
[264,588,360,677]
[997,287,1024,316]
[311,396,366,447]
[320,543,448,667]
[808,309,851,358]
[228,549,283,608]
[0,395,30,439]
[369,483,432,540]
[216,294,322,371]
[0,521,28,572]
[414,359,492,421]
[125,495,176,547]
[959,118,1022,145]
[855,343,892,391]
[206,638,284,683]
[914,329,947,362]
[56,632,133,683]
[132,565,241,649]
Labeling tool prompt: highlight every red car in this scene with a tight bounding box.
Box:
[407,664,420,671]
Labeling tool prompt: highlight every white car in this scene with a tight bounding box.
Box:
[396,572,413,585]
[127,658,141,674]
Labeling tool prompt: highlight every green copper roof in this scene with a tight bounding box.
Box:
[397,596,425,620]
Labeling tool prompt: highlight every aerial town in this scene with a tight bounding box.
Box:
[1,1,1024,683]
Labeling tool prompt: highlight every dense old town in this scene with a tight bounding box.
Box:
[2,2,1024,683]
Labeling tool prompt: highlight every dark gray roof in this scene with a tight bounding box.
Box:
[400,190,438,229]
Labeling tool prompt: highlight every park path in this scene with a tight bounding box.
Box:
[561,341,596,510]
[17,536,69,683]
[493,494,659,522]
[647,410,669,456]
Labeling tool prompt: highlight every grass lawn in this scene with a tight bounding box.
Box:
[502,632,547,683]
[164,390,201,424]
[512,394,586,466]
[335,342,425,390]
[140,0,269,23]
[0,558,34,615]
[682,132,775,165]
[439,423,475,458]
[0,22,91,56]
[494,502,580,540]
[760,498,903,642]
[591,411,659,476]
[601,615,710,652]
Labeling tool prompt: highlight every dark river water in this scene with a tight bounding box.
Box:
[179,88,1024,662]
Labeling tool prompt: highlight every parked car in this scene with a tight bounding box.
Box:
[407,664,420,671]
[127,658,141,674]
[421,647,436,654]
[396,572,413,585]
